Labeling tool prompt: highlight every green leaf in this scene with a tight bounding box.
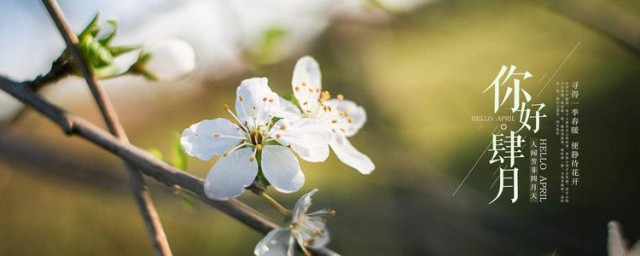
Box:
[254,26,287,64]
[109,44,142,57]
[79,36,114,69]
[98,19,119,46]
[79,13,101,39]
[171,132,188,170]
[94,63,122,79]
[148,148,164,161]
[181,192,200,212]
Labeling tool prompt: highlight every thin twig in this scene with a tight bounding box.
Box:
[0,76,339,255]
[41,0,172,254]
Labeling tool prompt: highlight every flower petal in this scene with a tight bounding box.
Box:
[254,227,291,256]
[291,144,330,163]
[204,147,258,200]
[296,218,330,249]
[261,145,305,193]
[274,97,302,119]
[145,39,195,81]
[292,56,322,114]
[329,134,375,174]
[292,188,318,220]
[269,118,332,153]
[608,221,627,256]
[307,224,330,249]
[324,98,367,137]
[181,118,245,160]
[235,77,280,127]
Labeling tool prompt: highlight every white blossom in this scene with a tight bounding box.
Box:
[181,78,331,200]
[254,189,333,256]
[143,39,195,81]
[278,56,375,174]
[609,221,640,256]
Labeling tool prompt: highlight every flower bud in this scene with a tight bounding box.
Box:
[141,39,195,81]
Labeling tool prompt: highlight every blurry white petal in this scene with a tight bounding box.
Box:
[295,219,330,249]
[181,118,244,160]
[292,188,318,220]
[274,97,302,119]
[261,145,305,193]
[629,241,640,256]
[270,118,332,152]
[204,147,258,200]
[292,56,322,114]
[235,77,280,126]
[329,134,374,174]
[145,39,195,81]
[608,221,627,256]
[324,98,367,137]
[254,228,291,256]
[291,144,330,163]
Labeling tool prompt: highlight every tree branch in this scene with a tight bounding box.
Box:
[0,75,280,232]
[41,0,173,254]
[0,76,339,255]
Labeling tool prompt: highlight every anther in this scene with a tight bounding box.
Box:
[238,96,244,101]
[249,156,256,162]
[276,134,281,139]
[337,94,344,100]
[262,97,267,102]
[280,125,286,130]
[331,119,338,123]
[321,91,331,101]
[214,132,221,137]
[256,144,263,151]
[223,104,229,110]
[347,118,353,124]
[295,86,300,92]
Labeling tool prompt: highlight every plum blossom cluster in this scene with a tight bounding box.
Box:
[255,189,334,256]
[181,56,374,200]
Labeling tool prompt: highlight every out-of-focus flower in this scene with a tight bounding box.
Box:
[181,78,331,200]
[278,56,375,174]
[254,189,334,256]
[132,39,195,81]
[608,221,640,256]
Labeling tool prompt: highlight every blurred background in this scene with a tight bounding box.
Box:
[1,0,639,255]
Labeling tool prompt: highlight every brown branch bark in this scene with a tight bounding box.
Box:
[0,76,339,255]
[41,0,173,254]
[0,75,279,232]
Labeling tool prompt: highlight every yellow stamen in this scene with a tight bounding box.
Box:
[337,94,344,100]
[321,91,331,101]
